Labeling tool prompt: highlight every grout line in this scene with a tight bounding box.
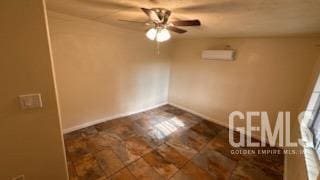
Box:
[85,137,136,178]
[125,165,139,180]
[94,155,109,179]
[164,130,212,179]
[95,131,129,178]
[140,152,169,179]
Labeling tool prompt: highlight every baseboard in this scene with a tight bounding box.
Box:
[63,102,167,134]
[168,102,270,146]
[168,102,229,127]
[64,100,269,146]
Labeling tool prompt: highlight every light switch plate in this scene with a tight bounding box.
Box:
[19,93,43,109]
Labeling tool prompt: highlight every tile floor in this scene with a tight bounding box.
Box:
[64,105,284,180]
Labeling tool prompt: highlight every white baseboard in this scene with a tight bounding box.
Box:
[63,102,167,134]
[64,100,269,146]
[168,102,229,127]
[168,102,269,145]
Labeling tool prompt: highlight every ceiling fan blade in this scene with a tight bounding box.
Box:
[141,8,161,23]
[171,20,201,26]
[167,26,187,34]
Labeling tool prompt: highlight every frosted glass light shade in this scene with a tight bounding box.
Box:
[156,28,171,42]
[146,28,157,40]
[146,28,171,42]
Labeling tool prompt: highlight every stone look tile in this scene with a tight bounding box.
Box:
[176,112,203,127]
[105,121,136,140]
[231,161,282,180]
[140,129,166,148]
[129,123,148,137]
[73,154,106,180]
[127,158,164,180]
[80,126,99,137]
[143,150,178,179]
[158,104,176,111]
[125,136,153,154]
[192,149,237,179]
[165,108,186,116]
[95,120,118,131]
[99,131,122,147]
[166,129,208,158]
[111,141,141,165]
[190,120,224,140]
[65,150,73,163]
[156,144,188,168]
[85,134,110,153]
[206,129,277,164]
[165,135,198,159]
[205,130,249,162]
[64,131,83,141]
[126,112,145,121]
[248,147,284,174]
[180,129,209,151]
[143,108,163,116]
[156,111,175,119]
[95,149,125,177]
[109,168,136,180]
[67,162,78,180]
[65,135,90,162]
[166,117,188,129]
[105,133,152,165]
[64,105,284,180]
[135,116,159,131]
[170,162,213,180]
[152,121,184,141]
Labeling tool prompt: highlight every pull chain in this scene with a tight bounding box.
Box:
[157,41,160,55]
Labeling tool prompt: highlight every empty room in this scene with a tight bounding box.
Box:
[1,0,320,180]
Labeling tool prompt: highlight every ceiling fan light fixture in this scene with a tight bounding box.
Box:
[156,28,171,42]
[146,28,158,41]
[146,28,171,42]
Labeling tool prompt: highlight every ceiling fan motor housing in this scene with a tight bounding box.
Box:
[151,8,171,24]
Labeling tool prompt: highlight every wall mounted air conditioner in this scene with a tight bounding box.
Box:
[201,50,235,61]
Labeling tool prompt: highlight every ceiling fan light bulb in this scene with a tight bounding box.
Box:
[156,28,171,42]
[146,28,157,41]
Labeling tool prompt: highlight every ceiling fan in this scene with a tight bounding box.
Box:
[120,8,201,42]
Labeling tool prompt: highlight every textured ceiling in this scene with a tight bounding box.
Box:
[46,0,320,38]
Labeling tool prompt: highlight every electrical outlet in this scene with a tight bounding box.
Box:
[12,175,25,180]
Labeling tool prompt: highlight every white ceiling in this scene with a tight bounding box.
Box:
[46,0,320,38]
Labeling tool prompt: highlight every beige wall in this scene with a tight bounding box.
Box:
[169,37,320,179]
[45,9,320,179]
[0,0,68,179]
[169,37,320,129]
[47,11,171,130]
